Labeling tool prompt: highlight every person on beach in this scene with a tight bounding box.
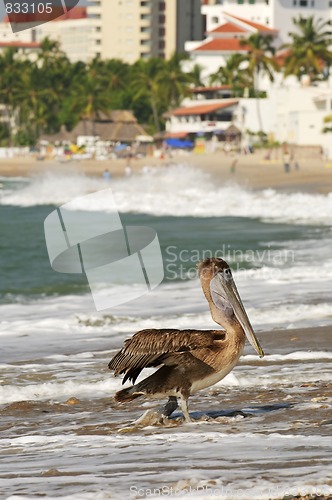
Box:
[125,165,132,177]
[103,168,111,182]
[283,151,291,173]
[230,159,238,173]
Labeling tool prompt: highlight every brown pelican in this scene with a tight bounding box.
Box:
[109,257,264,423]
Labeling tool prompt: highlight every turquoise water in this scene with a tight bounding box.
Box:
[1,203,330,301]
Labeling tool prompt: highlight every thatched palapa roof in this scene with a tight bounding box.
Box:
[40,110,149,143]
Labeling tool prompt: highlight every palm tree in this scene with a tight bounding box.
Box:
[156,52,193,108]
[189,63,204,88]
[0,47,26,145]
[75,57,114,134]
[282,16,332,81]
[210,53,251,93]
[105,59,130,92]
[131,57,165,132]
[16,38,73,141]
[240,33,279,131]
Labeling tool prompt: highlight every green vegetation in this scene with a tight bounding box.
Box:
[0,15,331,146]
[209,54,251,94]
[323,114,332,133]
[281,16,332,82]
[0,41,199,145]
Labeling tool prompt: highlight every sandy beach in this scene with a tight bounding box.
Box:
[0,149,332,193]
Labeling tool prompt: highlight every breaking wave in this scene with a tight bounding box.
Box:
[1,165,332,225]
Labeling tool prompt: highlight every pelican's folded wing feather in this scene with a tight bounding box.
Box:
[108,329,222,384]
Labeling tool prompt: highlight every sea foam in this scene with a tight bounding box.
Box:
[1,165,332,225]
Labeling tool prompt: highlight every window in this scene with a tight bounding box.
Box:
[159,27,165,36]
[265,0,269,4]
[299,0,307,5]
[311,0,315,5]
[159,40,165,49]
[159,2,165,11]
[293,0,297,4]
[159,14,165,23]
[212,16,219,23]
[329,0,332,6]
[237,0,244,4]
[249,0,255,4]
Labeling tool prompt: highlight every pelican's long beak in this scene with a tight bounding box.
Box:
[210,272,264,358]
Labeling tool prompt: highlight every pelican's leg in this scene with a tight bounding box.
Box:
[180,396,191,423]
[124,397,179,430]
[158,396,178,418]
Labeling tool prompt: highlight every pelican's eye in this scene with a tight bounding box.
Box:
[223,268,233,281]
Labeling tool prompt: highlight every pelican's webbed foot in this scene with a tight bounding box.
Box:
[159,396,178,418]
[120,397,179,431]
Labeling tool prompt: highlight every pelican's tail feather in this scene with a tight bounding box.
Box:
[114,386,143,403]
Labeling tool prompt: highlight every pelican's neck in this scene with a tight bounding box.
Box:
[200,274,245,342]
[210,302,245,339]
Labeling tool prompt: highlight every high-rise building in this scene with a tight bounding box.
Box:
[87,0,203,62]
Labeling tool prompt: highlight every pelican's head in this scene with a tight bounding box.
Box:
[198,258,264,358]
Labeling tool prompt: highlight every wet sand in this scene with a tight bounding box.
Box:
[0,150,332,193]
[1,325,331,499]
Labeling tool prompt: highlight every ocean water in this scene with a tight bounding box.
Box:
[0,165,331,500]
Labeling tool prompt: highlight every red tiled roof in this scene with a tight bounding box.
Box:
[274,48,291,65]
[194,38,249,52]
[210,22,247,34]
[0,41,40,48]
[224,13,278,33]
[168,101,238,116]
[53,7,87,21]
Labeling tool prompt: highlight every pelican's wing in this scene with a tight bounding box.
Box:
[109,328,224,384]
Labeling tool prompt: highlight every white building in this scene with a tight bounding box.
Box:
[185,11,278,80]
[0,8,95,63]
[272,85,332,150]
[165,82,332,153]
[165,99,239,137]
[201,0,332,44]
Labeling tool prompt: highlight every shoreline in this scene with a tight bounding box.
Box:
[0,150,332,194]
